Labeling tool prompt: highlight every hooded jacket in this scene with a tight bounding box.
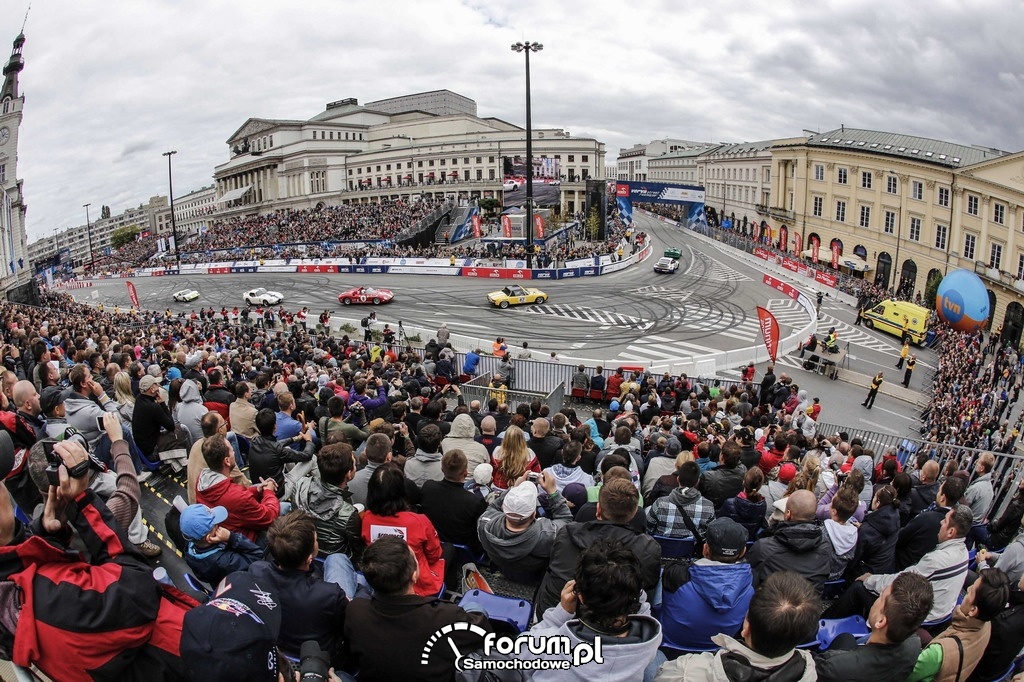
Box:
[404,448,443,488]
[748,520,831,593]
[814,634,922,682]
[654,634,817,682]
[699,462,747,511]
[477,487,573,576]
[534,520,661,616]
[524,602,662,682]
[821,519,859,579]
[131,392,176,459]
[249,434,315,497]
[292,477,361,557]
[64,389,120,449]
[646,485,716,538]
[545,463,594,492]
[439,414,489,474]
[719,494,767,538]
[173,380,207,444]
[849,503,901,576]
[660,560,754,650]
[195,468,280,542]
[852,455,875,504]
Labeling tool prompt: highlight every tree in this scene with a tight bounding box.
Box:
[110,225,140,249]
[478,198,501,217]
[586,206,601,241]
[100,205,111,219]
[924,270,943,309]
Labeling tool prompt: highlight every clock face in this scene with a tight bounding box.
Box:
[0,127,8,145]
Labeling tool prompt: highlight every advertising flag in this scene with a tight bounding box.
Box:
[471,214,481,238]
[811,237,820,264]
[534,214,544,239]
[756,306,780,362]
[831,243,840,269]
[501,215,512,238]
[794,232,802,255]
[126,281,140,309]
[753,222,761,241]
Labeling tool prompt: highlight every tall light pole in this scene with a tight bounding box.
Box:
[163,150,181,270]
[512,40,542,269]
[83,203,93,271]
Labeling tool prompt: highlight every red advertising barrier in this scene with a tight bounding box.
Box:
[753,247,772,261]
[297,265,339,274]
[814,270,838,287]
[151,271,164,277]
[207,267,231,274]
[762,274,800,301]
[462,267,530,280]
[781,257,800,273]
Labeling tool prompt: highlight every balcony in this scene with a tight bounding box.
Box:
[974,260,1024,293]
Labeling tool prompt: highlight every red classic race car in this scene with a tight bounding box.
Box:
[337,286,394,305]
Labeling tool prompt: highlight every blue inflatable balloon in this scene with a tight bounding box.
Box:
[935,269,990,332]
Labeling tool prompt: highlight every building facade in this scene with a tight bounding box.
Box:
[615,139,709,181]
[154,185,215,239]
[697,139,803,230]
[647,143,720,185]
[212,90,605,219]
[0,32,30,290]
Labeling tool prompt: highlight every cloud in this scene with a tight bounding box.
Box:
[2,0,1022,242]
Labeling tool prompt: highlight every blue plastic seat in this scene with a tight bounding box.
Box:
[653,535,696,560]
[184,572,212,597]
[458,589,532,633]
[816,615,870,650]
[822,578,847,600]
[921,612,953,633]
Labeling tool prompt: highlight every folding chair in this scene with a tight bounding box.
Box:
[816,616,870,650]
[458,589,532,633]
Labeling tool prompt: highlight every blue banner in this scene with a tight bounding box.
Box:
[230,266,258,274]
[615,181,707,230]
[353,265,390,274]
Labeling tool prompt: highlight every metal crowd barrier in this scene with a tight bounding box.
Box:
[456,371,564,415]
[813,419,1024,522]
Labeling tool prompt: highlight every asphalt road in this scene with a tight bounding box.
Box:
[75,211,941,437]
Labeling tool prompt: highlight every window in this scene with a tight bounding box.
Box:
[912,181,923,200]
[582,155,589,162]
[812,196,823,217]
[887,176,898,194]
[964,233,976,260]
[464,158,470,164]
[835,200,846,222]
[1018,253,1024,280]
[814,164,824,181]
[884,211,896,234]
[991,242,1003,269]
[994,203,1006,224]
[909,217,921,242]
[838,168,848,184]
[861,171,872,189]
[935,224,948,250]
[417,160,423,168]
[967,194,979,215]
[859,205,871,228]
[568,155,575,162]
[937,186,949,207]
[439,159,445,166]
[0,164,5,184]
[452,158,458,164]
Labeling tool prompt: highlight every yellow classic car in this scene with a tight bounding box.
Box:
[487,285,548,308]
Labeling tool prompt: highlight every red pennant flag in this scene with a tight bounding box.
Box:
[534,214,544,239]
[812,238,820,264]
[471,214,481,238]
[126,281,140,309]
[831,243,840,269]
[756,306,780,362]
[501,215,513,238]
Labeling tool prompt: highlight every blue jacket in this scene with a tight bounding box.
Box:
[660,560,753,650]
[184,531,264,586]
[463,351,481,374]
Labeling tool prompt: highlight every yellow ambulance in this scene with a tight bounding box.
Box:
[861,299,929,345]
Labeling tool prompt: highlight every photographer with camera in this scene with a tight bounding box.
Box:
[0,432,192,680]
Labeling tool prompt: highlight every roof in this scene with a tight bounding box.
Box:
[803,128,1008,168]
[651,144,724,160]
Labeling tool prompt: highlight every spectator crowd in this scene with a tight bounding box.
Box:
[0,282,1021,681]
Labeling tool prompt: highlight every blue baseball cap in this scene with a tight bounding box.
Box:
[180,504,228,541]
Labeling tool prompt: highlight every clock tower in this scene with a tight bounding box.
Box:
[0,31,29,289]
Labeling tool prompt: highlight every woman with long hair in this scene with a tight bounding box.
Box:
[113,371,135,422]
[361,463,445,597]
[491,425,539,490]
[720,467,767,540]
[846,484,901,577]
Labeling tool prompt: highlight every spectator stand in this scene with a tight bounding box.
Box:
[814,418,1024,523]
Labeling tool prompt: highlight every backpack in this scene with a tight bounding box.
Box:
[361,317,369,328]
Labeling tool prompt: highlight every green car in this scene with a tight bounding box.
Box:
[664,248,682,260]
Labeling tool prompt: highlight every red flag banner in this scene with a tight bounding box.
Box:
[793,232,802,255]
[753,222,761,241]
[831,243,840,269]
[471,214,482,238]
[811,238,820,264]
[756,306,780,362]
[534,214,544,239]
[501,215,512,238]
[126,281,140,309]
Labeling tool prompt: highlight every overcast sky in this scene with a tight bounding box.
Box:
[3,0,1022,242]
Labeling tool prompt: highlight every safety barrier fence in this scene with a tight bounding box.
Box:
[455,372,564,416]
[814,419,1023,522]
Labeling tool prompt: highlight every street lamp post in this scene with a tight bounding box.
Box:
[511,40,542,269]
[163,150,181,270]
[83,203,93,271]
